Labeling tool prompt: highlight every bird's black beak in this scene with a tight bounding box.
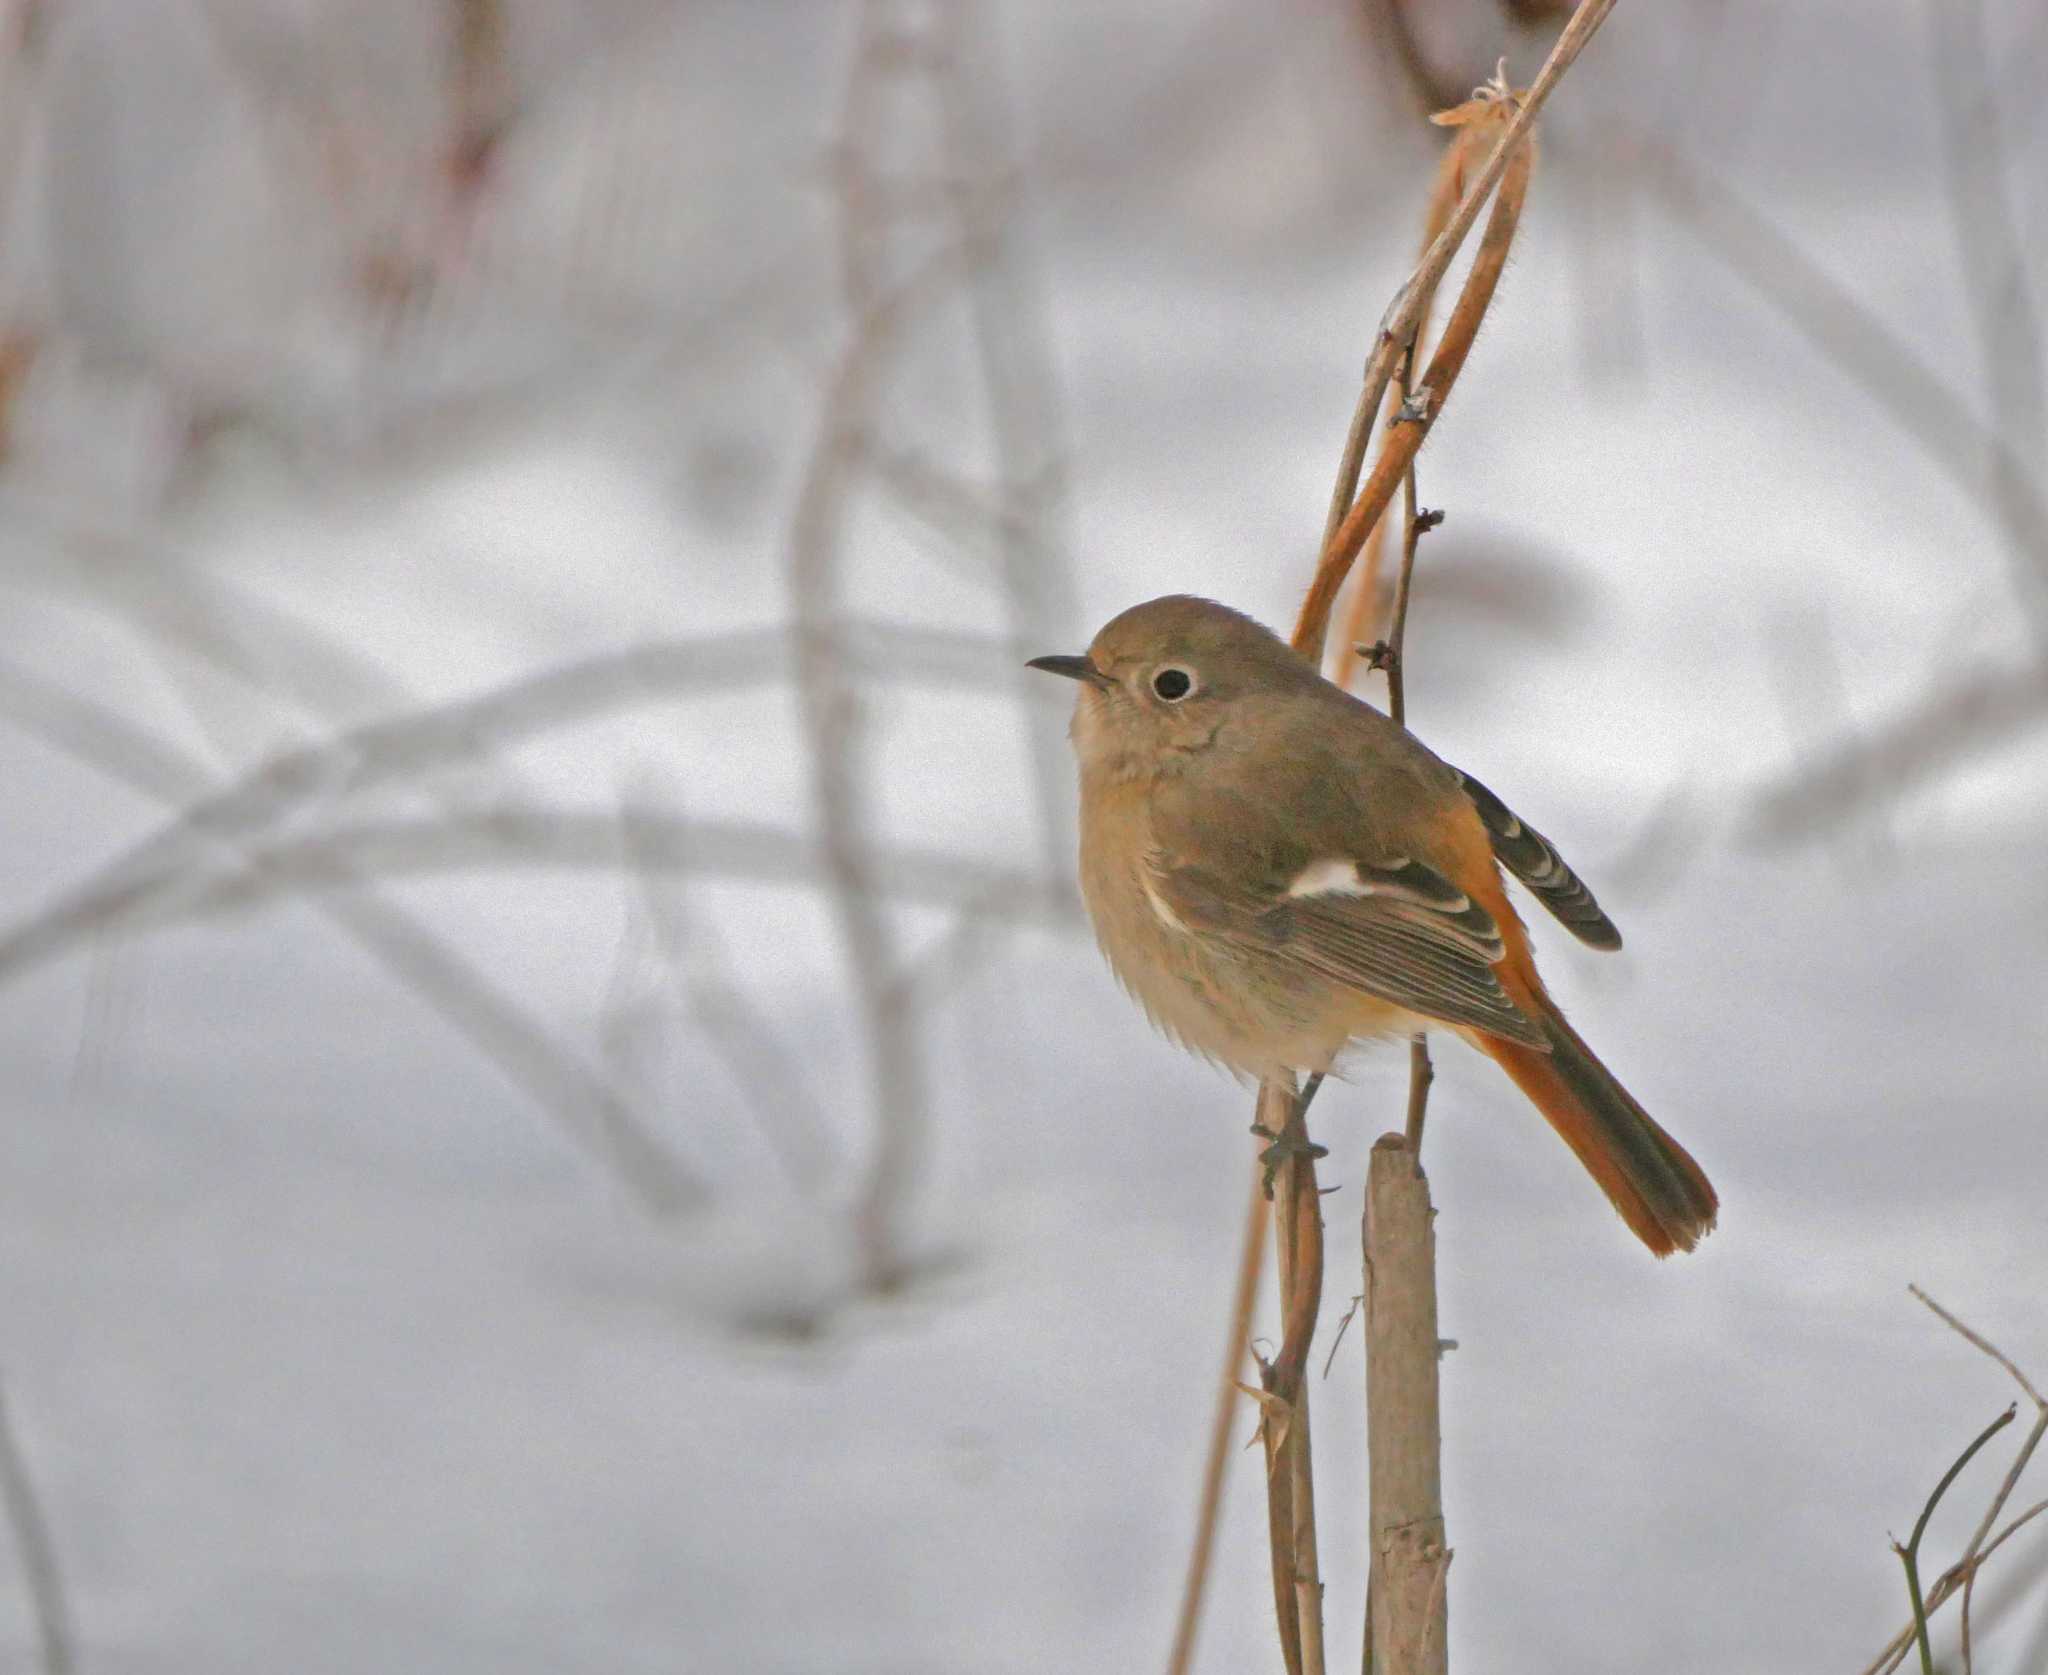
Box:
[1026,653,1109,687]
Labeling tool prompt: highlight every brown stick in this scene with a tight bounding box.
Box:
[1293,0,1619,664]
[1295,131,1533,661]
[1332,125,1472,691]
[1364,1136,1450,1675]
[1164,1169,1271,1675]
[1258,1076,1329,1675]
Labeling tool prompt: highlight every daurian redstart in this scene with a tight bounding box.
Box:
[1030,594,1716,1256]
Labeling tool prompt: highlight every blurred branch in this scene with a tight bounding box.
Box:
[786,0,1079,1291]
[1368,0,1466,115]
[16,617,1009,950]
[927,0,1080,885]
[0,1379,73,1675]
[608,794,837,1195]
[0,805,1076,993]
[1926,0,2045,460]
[0,655,710,1214]
[1633,138,2048,649]
[1745,659,2048,844]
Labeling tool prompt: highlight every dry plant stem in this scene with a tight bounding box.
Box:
[1910,1287,2048,1565]
[1165,1169,1272,1675]
[1250,14,1606,1669]
[1896,1406,2017,1675]
[0,1381,73,1675]
[1364,1136,1449,1675]
[1332,127,1470,688]
[1263,1075,1330,1675]
[1860,1290,2048,1675]
[1294,0,1615,662]
[1385,334,1439,1171]
[1402,1035,1435,1152]
[1297,132,1532,662]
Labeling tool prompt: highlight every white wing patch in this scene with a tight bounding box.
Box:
[1141,871,1190,933]
[1286,858,1372,899]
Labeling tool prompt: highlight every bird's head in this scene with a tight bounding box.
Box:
[1027,594,1315,779]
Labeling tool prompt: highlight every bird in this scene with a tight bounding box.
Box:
[1027,593,1716,1256]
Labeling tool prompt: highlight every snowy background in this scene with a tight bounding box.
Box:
[1,1,2045,1671]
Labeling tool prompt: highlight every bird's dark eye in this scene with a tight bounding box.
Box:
[1151,666,1194,701]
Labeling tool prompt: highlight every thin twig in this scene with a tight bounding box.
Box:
[1293,0,1618,661]
[1910,1288,2048,1569]
[1265,1076,1329,1675]
[1894,1406,2017,1675]
[1383,341,1440,1159]
[1165,1168,1272,1675]
[1861,1291,2048,1675]
[1297,126,1535,661]
[1331,114,1469,700]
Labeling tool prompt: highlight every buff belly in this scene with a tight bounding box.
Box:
[1080,850,1416,1083]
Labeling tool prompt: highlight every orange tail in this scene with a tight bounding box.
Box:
[1480,1001,1718,1257]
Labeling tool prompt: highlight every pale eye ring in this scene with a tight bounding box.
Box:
[1151,665,1194,702]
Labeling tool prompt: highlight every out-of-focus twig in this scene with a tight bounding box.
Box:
[927,0,1080,887]
[7,617,1009,957]
[1164,1167,1271,1675]
[1633,138,2048,649]
[1747,659,2048,844]
[792,0,1077,1291]
[1927,0,2046,549]
[0,803,1077,995]
[0,1379,73,1675]
[0,656,710,1214]
[608,794,836,1195]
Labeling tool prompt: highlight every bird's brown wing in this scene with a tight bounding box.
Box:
[1151,852,1549,1048]
[1454,770,1622,951]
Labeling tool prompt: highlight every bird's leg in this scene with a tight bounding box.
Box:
[1251,1072,1328,1199]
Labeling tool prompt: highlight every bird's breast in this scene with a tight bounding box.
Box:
[1074,776,1359,1081]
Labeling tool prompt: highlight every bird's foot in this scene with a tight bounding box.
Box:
[1250,1122,1329,1200]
